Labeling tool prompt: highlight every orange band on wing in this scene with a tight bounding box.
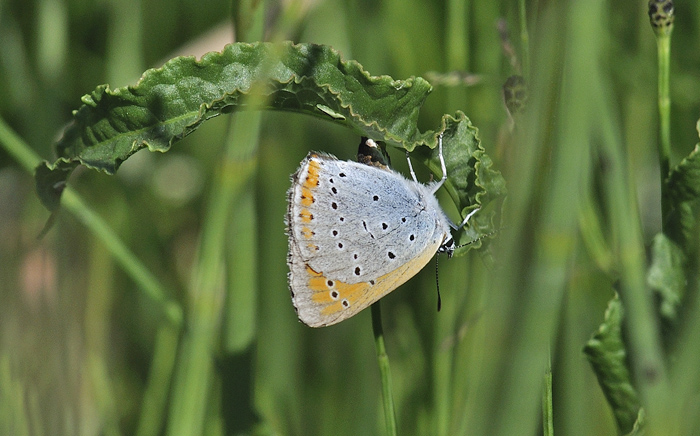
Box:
[301,226,314,239]
[304,265,369,313]
[300,237,443,322]
[303,159,321,189]
[300,186,314,206]
[299,210,313,223]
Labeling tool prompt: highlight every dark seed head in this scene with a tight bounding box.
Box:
[648,0,674,35]
[503,75,527,117]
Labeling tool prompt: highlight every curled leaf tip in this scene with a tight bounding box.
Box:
[34,159,78,211]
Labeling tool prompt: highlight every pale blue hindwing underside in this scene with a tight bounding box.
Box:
[292,154,451,284]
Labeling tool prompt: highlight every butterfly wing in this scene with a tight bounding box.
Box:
[286,153,451,327]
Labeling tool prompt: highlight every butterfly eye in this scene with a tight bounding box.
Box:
[438,237,455,257]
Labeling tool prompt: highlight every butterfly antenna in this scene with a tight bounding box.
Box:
[454,227,504,250]
[435,227,501,314]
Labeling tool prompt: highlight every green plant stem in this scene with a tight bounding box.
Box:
[136,323,180,436]
[371,302,397,436]
[0,116,43,173]
[62,189,183,325]
[167,110,261,436]
[596,79,669,431]
[656,33,672,229]
[519,0,530,76]
[446,0,468,71]
[445,0,469,119]
[542,349,553,436]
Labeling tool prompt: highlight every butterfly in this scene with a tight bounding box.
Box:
[286,135,477,327]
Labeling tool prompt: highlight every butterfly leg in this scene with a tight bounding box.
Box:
[436,133,448,189]
[429,133,448,194]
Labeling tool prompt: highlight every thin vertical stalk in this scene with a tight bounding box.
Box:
[649,0,674,229]
[446,0,468,68]
[656,32,672,228]
[136,323,180,436]
[518,0,530,77]
[441,1,468,433]
[542,348,554,436]
[445,0,469,118]
[224,0,262,356]
[371,302,397,436]
[166,110,261,435]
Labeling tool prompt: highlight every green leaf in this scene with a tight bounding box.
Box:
[646,233,685,326]
[622,408,646,436]
[35,41,506,241]
[667,144,700,203]
[583,293,641,434]
[666,140,700,249]
[417,113,506,251]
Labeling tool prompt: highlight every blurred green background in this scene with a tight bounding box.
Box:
[2,0,700,435]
